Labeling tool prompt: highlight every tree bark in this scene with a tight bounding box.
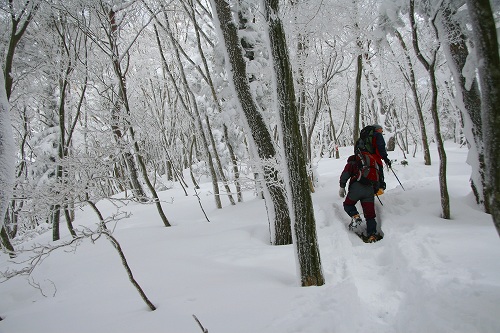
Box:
[465,0,500,236]
[265,0,325,286]
[4,1,39,100]
[52,23,75,240]
[224,125,243,202]
[212,0,292,245]
[409,0,450,219]
[353,53,363,143]
[296,33,309,161]
[437,5,488,212]
[2,1,38,254]
[0,73,16,256]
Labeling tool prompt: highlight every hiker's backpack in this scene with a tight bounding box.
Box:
[356,150,380,188]
[355,125,376,154]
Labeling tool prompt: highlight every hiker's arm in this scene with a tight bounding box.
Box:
[339,162,354,188]
[374,132,388,159]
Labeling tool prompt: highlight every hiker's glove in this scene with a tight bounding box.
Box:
[384,157,391,168]
[339,187,346,198]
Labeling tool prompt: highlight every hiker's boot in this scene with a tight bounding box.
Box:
[348,214,363,230]
[366,234,378,243]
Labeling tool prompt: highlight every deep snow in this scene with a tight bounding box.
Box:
[1,143,499,333]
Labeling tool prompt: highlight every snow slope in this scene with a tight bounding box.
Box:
[1,143,499,333]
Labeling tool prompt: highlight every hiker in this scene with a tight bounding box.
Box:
[356,124,391,193]
[339,154,380,243]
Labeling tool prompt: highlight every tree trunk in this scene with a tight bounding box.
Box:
[131,134,171,227]
[465,0,500,236]
[394,29,431,165]
[409,0,450,219]
[224,125,243,202]
[296,33,309,161]
[52,38,74,240]
[107,7,170,226]
[212,0,292,245]
[353,53,363,143]
[437,6,488,212]
[107,8,148,203]
[160,11,223,209]
[2,2,38,253]
[64,206,77,238]
[189,136,200,189]
[186,1,236,206]
[0,226,15,257]
[265,0,325,286]
[429,70,450,219]
[4,2,39,100]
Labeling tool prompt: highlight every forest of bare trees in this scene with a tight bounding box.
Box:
[1,0,499,284]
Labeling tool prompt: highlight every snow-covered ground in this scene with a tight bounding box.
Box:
[1,143,499,333]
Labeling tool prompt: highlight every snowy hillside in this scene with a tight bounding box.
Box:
[1,143,499,333]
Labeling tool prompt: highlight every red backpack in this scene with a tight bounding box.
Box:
[355,150,379,188]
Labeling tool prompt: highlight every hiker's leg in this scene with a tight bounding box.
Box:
[360,191,376,235]
[343,196,359,217]
[343,182,364,217]
[360,201,375,218]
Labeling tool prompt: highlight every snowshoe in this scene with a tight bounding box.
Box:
[348,214,363,230]
[355,232,383,243]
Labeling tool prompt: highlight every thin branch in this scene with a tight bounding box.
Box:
[1,215,156,311]
[103,230,157,311]
[192,314,209,333]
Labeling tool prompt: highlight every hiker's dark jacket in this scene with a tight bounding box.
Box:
[339,154,379,193]
[339,155,360,189]
[372,132,388,164]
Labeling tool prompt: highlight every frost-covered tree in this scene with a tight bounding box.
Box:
[1,0,40,250]
[435,1,488,212]
[409,0,450,219]
[465,0,500,236]
[211,0,293,245]
[288,0,355,166]
[88,0,170,225]
[3,0,40,100]
[3,0,495,245]
[0,73,15,255]
[378,0,433,164]
[265,0,325,286]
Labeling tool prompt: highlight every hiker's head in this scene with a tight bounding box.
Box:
[373,124,383,133]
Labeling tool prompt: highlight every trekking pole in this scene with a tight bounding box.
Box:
[375,193,384,206]
[389,166,405,191]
